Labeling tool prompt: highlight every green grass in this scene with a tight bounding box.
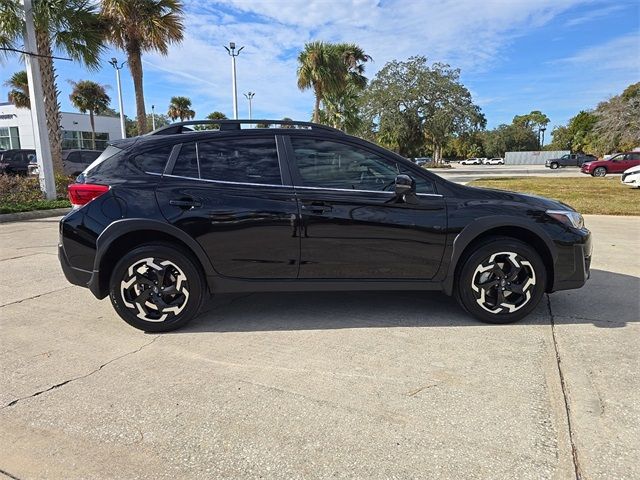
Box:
[0,199,71,214]
[469,176,639,216]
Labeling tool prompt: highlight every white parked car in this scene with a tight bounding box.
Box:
[621,165,640,188]
[460,157,482,165]
[483,157,505,165]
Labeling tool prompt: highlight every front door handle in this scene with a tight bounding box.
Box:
[169,198,202,209]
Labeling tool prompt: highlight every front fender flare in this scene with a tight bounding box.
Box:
[442,215,557,295]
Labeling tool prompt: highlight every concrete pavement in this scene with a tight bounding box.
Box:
[0,215,638,479]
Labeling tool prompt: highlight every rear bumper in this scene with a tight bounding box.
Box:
[58,243,92,287]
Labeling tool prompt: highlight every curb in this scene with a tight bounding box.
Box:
[0,208,71,224]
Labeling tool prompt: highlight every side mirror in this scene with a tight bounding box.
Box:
[394,174,416,197]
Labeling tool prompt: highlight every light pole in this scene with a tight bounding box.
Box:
[22,0,55,199]
[224,42,244,119]
[151,104,156,130]
[540,126,546,148]
[244,92,255,120]
[108,57,127,138]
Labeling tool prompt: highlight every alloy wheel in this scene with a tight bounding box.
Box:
[593,167,606,177]
[471,251,536,314]
[120,257,190,322]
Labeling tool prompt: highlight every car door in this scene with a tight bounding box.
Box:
[284,135,447,280]
[156,135,299,279]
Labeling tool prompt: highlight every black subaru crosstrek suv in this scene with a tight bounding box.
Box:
[59,120,591,332]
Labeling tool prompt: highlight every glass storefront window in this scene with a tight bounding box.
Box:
[62,130,110,150]
[0,126,21,150]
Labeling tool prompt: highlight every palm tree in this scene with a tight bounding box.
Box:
[101,0,185,135]
[4,71,30,109]
[167,96,195,121]
[197,111,227,130]
[297,41,371,124]
[297,42,342,123]
[0,1,105,173]
[68,80,111,149]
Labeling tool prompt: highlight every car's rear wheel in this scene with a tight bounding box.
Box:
[109,243,204,332]
[592,167,607,177]
[455,237,546,324]
[550,162,559,169]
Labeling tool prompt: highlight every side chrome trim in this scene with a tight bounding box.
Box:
[150,172,444,197]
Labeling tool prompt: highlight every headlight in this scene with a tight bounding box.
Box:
[546,210,584,229]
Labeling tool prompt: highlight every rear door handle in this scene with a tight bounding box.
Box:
[303,201,332,214]
[169,198,202,209]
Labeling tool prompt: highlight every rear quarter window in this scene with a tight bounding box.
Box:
[131,144,174,174]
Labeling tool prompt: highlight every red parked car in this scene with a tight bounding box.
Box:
[581,152,640,177]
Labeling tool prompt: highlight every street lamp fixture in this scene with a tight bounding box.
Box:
[540,126,547,148]
[224,42,244,119]
[108,57,127,139]
[243,91,255,120]
[151,104,156,131]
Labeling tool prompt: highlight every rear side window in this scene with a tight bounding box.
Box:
[199,138,281,184]
[171,137,282,185]
[82,151,101,163]
[172,143,199,178]
[132,144,173,174]
[66,151,82,163]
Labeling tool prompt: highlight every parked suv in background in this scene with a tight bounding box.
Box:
[483,157,504,165]
[460,157,482,165]
[28,149,103,177]
[58,119,592,332]
[545,153,596,169]
[580,152,640,177]
[0,149,36,175]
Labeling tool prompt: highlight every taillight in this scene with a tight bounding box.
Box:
[68,183,110,207]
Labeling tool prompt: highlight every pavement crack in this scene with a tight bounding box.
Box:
[0,468,22,480]
[0,286,74,308]
[547,294,583,480]
[406,383,438,397]
[2,336,160,409]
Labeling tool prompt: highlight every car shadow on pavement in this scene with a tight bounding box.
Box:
[177,269,639,333]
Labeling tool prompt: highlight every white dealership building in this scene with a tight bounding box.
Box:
[0,102,123,151]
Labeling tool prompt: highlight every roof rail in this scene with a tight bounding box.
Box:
[147,119,343,136]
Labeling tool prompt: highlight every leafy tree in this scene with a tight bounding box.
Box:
[280,117,295,128]
[125,113,170,136]
[362,56,484,161]
[548,111,597,153]
[513,110,550,148]
[255,122,271,128]
[101,0,185,135]
[68,80,111,149]
[167,96,195,121]
[591,82,640,154]
[4,71,30,109]
[1,0,105,173]
[482,123,538,157]
[297,41,371,123]
[194,111,227,130]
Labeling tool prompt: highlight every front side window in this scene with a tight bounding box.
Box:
[290,138,435,194]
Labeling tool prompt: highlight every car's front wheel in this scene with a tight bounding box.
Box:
[550,162,559,169]
[455,237,546,324]
[109,243,205,332]
[592,167,607,177]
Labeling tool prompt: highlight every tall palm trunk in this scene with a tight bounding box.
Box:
[35,29,63,174]
[313,92,321,123]
[89,110,96,149]
[127,45,147,135]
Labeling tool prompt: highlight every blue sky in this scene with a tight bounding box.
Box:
[1,0,639,135]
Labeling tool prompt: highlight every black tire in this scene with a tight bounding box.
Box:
[550,162,559,169]
[109,243,205,332]
[592,167,607,177]
[455,236,547,324]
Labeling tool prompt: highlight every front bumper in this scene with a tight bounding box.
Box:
[552,232,592,292]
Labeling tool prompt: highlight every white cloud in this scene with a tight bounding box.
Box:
[141,0,596,119]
